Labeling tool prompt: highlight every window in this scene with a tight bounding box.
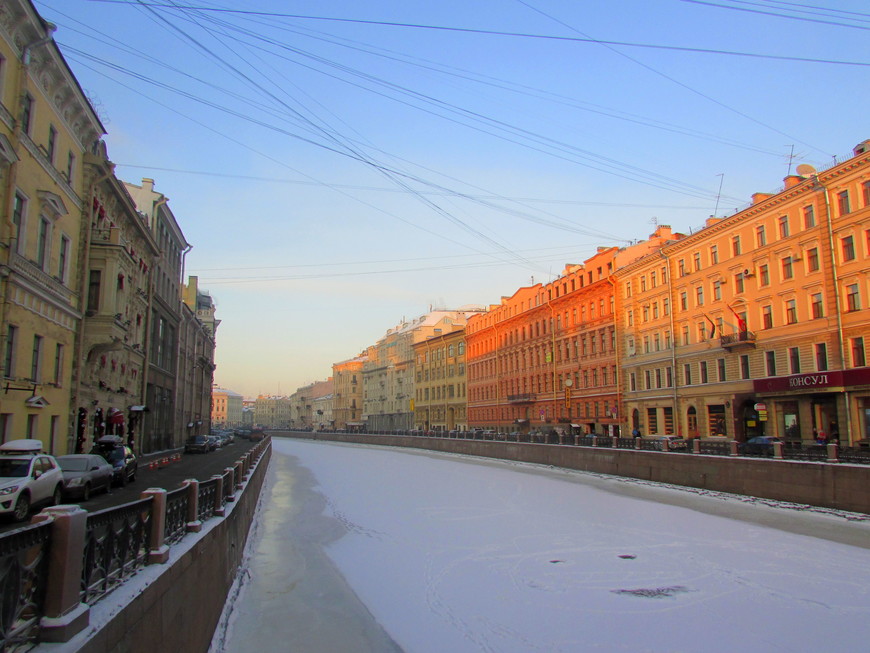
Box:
[66,152,76,184]
[759,264,769,286]
[12,192,26,252]
[57,235,69,283]
[852,337,866,367]
[807,247,819,272]
[735,273,744,294]
[717,358,726,382]
[37,217,50,270]
[684,363,692,385]
[30,335,43,382]
[663,297,670,316]
[679,259,686,277]
[785,299,797,324]
[756,224,767,247]
[693,252,701,272]
[713,280,722,301]
[20,93,34,134]
[652,302,659,319]
[87,270,101,312]
[841,235,856,261]
[53,343,64,385]
[803,204,816,229]
[732,235,741,256]
[655,368,662,389]
[696,285,704,306]
[765,351,777,376]
[640,276,647,292]
[3,326,16,379]
[782,257,794,280]
[815,343,827,371]
[789,347,801,374]
[680,291,688,311]
[650,270,657,288]
[710,245,719,264]
[666,366,673,387]
[864,181,870,208]
[846,283,861,312]
[47,125,57,164]
[837,190,851,215]
[681,324,689,345]
[778,215,790,239]
[630,372,636,391]
[740,354,750,379]
[644,370,651,390]
[811,292,824,319]
[700,361,708,384]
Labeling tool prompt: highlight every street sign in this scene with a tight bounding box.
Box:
[754,402,767,411]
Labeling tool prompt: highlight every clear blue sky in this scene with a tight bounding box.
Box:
[35,0,869,397]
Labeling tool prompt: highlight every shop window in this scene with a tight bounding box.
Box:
[782,402,800,440]
[647,408,658,434]
[707,405,726,436]
[663,407,674,435]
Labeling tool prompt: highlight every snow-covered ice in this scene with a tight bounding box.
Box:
[215,439,870,653]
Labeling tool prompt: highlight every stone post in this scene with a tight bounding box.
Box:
[224,467,236,502]
[693,438,701,455]
[234,461,244,489]
[730,440,740,456]
[635,437,642,450]
[141,488,169,564]
[183,479,202,533]
[773,441,784,460]
[32,506,90,642]
[826,442,839,463]
[212,473,226,516]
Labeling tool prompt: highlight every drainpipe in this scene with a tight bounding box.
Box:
[661,250,680,434]
[818,178,853,443]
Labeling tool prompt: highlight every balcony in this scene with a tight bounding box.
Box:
[720,330,756,351]
[507,393,537,404]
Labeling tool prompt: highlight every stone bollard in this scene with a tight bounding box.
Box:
[773,441,784,459]
[32,506,90,642]
[141,488,169,564]
[827,442,839,463]
[661,438,669,452]
[611,436,618,448]
[183,479,202,533]
[635,437,642,450]
[693,438,701,455]
[224,467,237,502]
[730,440,740,456]
[234,461,244,489]
[212,474,226,516]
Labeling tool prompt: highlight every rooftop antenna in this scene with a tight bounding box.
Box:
[713,174,724,217]
[785,145,795,176]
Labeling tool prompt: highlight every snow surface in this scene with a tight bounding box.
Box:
[216,439,870,653]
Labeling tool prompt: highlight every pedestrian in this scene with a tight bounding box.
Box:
[816,428,827,446]
[632,427,641,438]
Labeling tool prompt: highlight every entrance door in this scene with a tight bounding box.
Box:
[742,400,764,440]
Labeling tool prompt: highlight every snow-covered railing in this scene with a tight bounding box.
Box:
[0,437,271,648]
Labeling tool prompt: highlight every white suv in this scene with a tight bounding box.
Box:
[0,439,64,522]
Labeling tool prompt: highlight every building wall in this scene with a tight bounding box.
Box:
[413,328,468,432]
[0,2,103,454]
[333,354,366,430]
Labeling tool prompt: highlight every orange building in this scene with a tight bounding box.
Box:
[333,352,368,431]
[466,236,677,436]
[617,141,870,445]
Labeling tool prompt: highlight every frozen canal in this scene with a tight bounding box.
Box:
[213,439,870,653]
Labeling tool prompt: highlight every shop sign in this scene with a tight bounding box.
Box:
[754,367,870,393]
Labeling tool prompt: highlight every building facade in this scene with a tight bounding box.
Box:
[124,178,190,453]
[333,352,367,430]
[617,142,870,445]
[211,388,243,428]
[253,394,291,429]
[412,327,468,432]
[0,2,104,453]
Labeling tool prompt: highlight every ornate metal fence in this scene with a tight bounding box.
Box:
[81,498,152,605]
[163,487,189,546]
[0,521,52,651]
[197,478,218,522]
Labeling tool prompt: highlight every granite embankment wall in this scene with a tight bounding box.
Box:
[273,432,870,515]
[75,446,271,653]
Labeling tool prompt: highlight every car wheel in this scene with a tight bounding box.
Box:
[119,471,127,488]
[52,485,63,506]
[13,493,30,522]
[82,483,91,502]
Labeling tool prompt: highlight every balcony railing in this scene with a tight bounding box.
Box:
[507,393,537,403]
[720,330,756,349]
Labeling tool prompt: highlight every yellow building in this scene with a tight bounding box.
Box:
[333,352,367,430]
[413,327,468,432]
[0,3,104,453]
[617,141,870,445]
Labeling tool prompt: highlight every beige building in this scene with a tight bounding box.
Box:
[333,352,367,430]
[289,379,333,429]
[363,309,485,432]
[0,3,104,453]
[617,141,870,445]
[253,394,291,429]
[413,327,468,432]
[211,388,243,428]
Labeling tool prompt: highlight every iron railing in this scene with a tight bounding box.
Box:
[197,478,218,522]
[164,487,189,546]
[0,521,53,651]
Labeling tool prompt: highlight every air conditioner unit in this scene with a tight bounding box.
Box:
[743,268,754,277]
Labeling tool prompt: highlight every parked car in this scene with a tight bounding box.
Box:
[89,435,137,486]
[56,454,114,501]
[738,436,782,456]
[219,432,234,446]
[249,428,265,442]
[206,435,222,450]
[0,439,64,521]
[184,435,211,454]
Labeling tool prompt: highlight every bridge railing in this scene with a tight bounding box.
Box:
[0,436,272,649]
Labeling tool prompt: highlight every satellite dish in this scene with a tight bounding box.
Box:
[795,164,817,177]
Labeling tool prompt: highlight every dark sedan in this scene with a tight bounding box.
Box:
[738,436,783,457]
[57,454,114,501]
[184,435,211,454]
